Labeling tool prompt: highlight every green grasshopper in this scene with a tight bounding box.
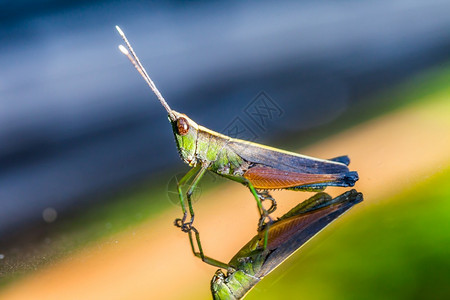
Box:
[116,26,358,268]
[211,190,363,299]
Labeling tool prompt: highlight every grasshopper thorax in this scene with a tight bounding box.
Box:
[170,111,199,166]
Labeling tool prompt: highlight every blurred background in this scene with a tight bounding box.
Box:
[0,0,449,299]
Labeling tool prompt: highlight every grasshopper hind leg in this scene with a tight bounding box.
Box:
[247,182,275,251]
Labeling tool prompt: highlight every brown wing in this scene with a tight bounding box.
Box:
[265,203,341,249]
[243,165,340,189]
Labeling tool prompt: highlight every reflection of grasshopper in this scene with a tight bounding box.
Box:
[211,190,363,300]
[116,27,359,268]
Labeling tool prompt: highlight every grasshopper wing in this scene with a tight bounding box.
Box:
[242,165,354,189]
[227,139,358,189]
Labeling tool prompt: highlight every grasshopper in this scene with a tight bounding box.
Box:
[211,190,363,299]
[116,26,358,268]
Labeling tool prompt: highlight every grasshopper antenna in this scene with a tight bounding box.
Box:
[116,25,176,121]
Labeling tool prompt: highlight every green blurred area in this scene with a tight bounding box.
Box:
[247,167,450,300]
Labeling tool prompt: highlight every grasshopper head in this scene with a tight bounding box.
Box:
[170,111,199,166]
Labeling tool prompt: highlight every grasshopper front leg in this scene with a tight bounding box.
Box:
[175,164,230,269]
[183,164,208,229]
[174,165,201,230]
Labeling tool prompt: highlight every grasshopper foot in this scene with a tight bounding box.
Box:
[174,218,195,233]
[257,213,273,232]
[258,191,277,214]
[256,191,276,231]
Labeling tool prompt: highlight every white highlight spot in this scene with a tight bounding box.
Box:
[42,207,58,223]
[115,25,124,36]
[0,254,4,259]
[118,45,129,55]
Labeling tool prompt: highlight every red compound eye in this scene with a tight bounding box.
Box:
[177,117,189,135]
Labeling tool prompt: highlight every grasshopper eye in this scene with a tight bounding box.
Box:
[177,117,189,135]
